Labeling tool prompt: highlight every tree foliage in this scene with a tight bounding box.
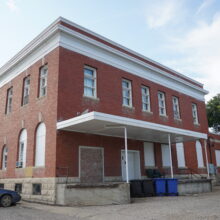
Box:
[206,94,220,132]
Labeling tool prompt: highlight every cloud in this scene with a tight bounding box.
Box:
[145,0,182,29]
[196,0,215,15]
[164,13,220,101]
[6,0,18,12]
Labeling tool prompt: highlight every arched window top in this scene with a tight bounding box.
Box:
[19,129,27,142]
[36,123,46,137]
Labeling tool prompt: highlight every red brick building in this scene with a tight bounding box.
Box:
[0,17,213,204]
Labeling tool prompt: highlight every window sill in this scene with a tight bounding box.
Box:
[162,166,171,168]
[37,95,47,101]
[83,95,100,101]
[159,114,168,118]
[145,166,157,169]
[142,110,153,114]
[194,123,200,126]
[178,167,187,170]
[174,118,182,122]
[198,167,206,169]
[122,105,135,110]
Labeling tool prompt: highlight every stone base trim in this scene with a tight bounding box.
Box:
[0,177,56,204]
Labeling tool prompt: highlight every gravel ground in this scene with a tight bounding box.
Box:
[1,186,220,220]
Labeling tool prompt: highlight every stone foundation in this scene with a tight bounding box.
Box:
[0,177,57,204]
[56,182,130,206]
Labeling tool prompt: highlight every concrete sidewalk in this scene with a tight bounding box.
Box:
[18,186,220,220]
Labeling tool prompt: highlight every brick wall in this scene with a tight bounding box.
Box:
[57,47,208,134]
[0,48,60,179]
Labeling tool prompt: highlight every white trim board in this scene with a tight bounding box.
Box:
[0,18,208,102]
[57,111,207,140]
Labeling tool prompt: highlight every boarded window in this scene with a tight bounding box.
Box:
[161,144,171,167]
[176,143,186,168]
[144,142,155,167]
[196,141,204,168]
[215,150,220,167]
[35,123,46,167]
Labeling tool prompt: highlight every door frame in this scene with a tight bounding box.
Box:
[121,150,141,181]
[79,146,104,181]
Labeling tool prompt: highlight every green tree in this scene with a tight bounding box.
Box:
[206,94,220,132]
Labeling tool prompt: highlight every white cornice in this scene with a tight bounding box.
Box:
[59,17,204,87]
[0,17,208,101]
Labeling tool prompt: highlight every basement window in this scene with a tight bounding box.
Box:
[15,183,22,194]
[32,183,42,195]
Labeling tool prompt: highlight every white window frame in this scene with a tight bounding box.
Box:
[122,79,132,107]
[176,143,186,168]
[196,141,204,168]
[144,142,155,167]
[141,86,151,112]
[161,144,171,167]
[215,150,220,167]
[83,66,97,98]
[22,76,30,105]
[18,129,27,168]
[158,92,166,116]
[6,87,13,114]
[2,146,8,170]
[39,65,48,97]
[172,96,180,119]
[192,103,199,124]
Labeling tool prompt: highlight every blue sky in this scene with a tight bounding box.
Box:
[0,0,220,100]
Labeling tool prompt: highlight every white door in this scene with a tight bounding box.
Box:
[121,150,141,181]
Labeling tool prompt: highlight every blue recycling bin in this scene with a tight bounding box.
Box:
[166,178,178,196]
[154,178,166,196]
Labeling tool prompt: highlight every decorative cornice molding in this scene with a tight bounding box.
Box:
[0,17,208,101]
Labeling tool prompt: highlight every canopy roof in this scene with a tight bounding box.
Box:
[57,112,207,143]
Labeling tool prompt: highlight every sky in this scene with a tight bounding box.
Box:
[0,0,220,101]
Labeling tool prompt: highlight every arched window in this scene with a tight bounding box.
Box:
[35,123,46,167]
[196,141,204,168]
[18,129,27,168]
[2,146,8,170]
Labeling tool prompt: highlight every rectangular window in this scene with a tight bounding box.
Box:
[5,87,13,114]
[22,76,30,105]
[39,65,48,97]
[122,79,132,107]
[192,103,199,124]
[215,150,220,167]
[84,66,97,98]
[32,183,42,195]
[176,143,186,168]
[161,144,171,167]
[141,86,150,111]
[0,184,4,189]
[158,92,166,116]
[18,142,24,168]
[172,96,180,119]
[15,184,22,194]
[144,142,155,167]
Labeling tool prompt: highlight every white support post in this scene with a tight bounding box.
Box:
[204,139,210,179]
[124,127,129,183]
[168,134,174,178]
